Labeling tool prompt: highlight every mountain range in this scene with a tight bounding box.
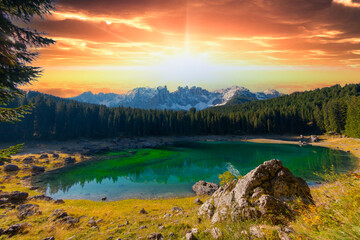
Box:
[71,86,283,110]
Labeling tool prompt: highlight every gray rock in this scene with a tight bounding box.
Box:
[163,213,171,218]
[211,227,222,239]
[194,198,203,205]
[198,159,313,224]
[39,154,49,159]
[192,181,219,195]
[310,135,319,143]
[139,208,148,214]
[0,197,9,204]
[185,232,196,240]
[28,195,53,201]
[139,225,147,229]
[31,165,45,173]
[3,223,31,236]
[249,226,265,238]
[17,204,41,220]
[3,164,19,172]
[147,233,164,240]
[54,199,65,204]
[53,153,60,158]
[168,232,175,238]
[64,157,75,164]
[88,219,97,227]
[42,237,55,240]
[51,209,79,226]
[23,157,34,164]
[0,191,28,203]
[171,207,183,212]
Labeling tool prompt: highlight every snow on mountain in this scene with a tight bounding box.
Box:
[71,86,283,110]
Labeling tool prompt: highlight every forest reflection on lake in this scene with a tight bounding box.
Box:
[32,141,357,201]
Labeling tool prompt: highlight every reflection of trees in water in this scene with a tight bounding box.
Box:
[33,150,226,194]
[32,143,357,195]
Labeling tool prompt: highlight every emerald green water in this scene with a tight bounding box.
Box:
[32,141,357,200]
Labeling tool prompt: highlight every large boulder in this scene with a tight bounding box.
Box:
[198,159,313,224]
[192,181,219,195]
[3,164,19,172]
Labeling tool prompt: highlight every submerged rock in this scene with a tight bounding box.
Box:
[198,159,313,224]
[192,181,219,195]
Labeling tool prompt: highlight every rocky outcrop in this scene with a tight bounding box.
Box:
[192,181,219,195]
[17,204,41,220]
[0,191,28,204]
[198,159,313,224]
[2,223,31,236]
[28,195,53,202]
[51,209,79,226]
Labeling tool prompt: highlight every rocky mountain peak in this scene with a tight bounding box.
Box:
[72,86,283,110]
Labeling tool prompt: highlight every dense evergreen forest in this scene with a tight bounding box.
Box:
[1,84,360,141]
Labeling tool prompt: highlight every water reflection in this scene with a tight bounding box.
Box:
[32,142,357,200]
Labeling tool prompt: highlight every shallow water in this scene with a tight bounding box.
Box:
[32,141,357,200]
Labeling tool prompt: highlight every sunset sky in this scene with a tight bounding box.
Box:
[24,0,360,97]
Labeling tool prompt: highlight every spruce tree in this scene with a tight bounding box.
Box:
[0,0,55,161]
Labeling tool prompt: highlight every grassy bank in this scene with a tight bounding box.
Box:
[0,136,359,239]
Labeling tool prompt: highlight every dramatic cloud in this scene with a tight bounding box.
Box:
[24,0,360,96]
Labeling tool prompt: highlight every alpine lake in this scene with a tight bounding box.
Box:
[32,141,357,201]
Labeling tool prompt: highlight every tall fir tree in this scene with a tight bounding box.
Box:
[0,0,55,161]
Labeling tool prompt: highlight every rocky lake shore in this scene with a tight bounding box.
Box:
[0,135,359,239]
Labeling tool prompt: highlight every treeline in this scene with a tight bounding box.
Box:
[0,84,360,141]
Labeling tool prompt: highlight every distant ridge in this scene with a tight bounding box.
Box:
[71,86,283,110]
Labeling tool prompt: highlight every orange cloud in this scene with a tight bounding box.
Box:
[20,0,360,97]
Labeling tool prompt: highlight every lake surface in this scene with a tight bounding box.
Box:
[32,141,357,201]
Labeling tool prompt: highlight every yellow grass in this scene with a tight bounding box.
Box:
[1,135,359,239]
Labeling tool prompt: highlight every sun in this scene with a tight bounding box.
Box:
[154,52,219,84]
